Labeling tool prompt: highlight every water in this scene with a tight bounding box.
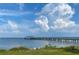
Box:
[0,38,79,49]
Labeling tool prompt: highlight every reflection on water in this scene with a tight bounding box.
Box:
[0,38,79,49]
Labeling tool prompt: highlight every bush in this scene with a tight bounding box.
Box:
[43,45,56,49]
[9,47,29,51]
[64,46,79,53]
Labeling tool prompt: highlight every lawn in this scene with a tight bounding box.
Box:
[0,46,79,55]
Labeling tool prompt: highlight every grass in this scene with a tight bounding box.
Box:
[0,46,79,55]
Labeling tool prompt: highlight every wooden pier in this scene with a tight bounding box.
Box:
[25,37,79,43]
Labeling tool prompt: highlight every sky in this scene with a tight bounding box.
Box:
[0,3,79,37]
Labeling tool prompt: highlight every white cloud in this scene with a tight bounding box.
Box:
[7,20,19,32]
[0,9,33,16]
[35,16,49,31]
[40,3,74,19]
[18,3,24,11]
[51,18,76,29]
[35,3,79,33]
[0,20,20,33]
[57,4,74,18]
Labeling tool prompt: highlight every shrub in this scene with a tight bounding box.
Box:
[64,46,79,53]
[43,45,56,49]
[9,47,29,51]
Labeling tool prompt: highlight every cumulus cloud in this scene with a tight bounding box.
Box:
[35,3,79,33]
[58,4,74,17]
[41,3,74,19]
[35,16,49,31]
[51,18,76,29]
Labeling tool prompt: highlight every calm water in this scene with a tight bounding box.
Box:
[0,38,79,49]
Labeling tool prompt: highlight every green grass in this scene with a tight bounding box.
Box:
[0,46,79,55]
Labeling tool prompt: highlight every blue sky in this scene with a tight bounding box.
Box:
[0,3,79,37]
